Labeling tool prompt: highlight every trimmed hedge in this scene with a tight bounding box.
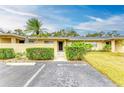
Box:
[26,48,54,60]
[0,48,15,59]
[65,47,87,60]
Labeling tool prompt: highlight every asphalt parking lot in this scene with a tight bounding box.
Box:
[0,62,116,87]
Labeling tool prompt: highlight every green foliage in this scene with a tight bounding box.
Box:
[71,42,93,50]
[86,31,105,37]
[65,42,93,60]
[52,28,80,37]
[32,31,51,37]
[86,30,120,37]
[65,47,86,60]
[14,29,25,36]
[0,48,15,59]
[103,44,111,52]
[107,30,120,37]
[26,18,42,35]
[26,48,54,60]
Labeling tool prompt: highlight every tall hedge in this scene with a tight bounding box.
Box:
[65,46,87,60]
[26,48,54,60]
[0,48,15,59]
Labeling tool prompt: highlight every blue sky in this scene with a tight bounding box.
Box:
[0,5,124,35]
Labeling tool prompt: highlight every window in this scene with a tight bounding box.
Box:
[44,41,54,44]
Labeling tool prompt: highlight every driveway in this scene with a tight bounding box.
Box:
[0,62,116,87]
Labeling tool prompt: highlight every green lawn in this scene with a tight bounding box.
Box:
[84,52,124,86]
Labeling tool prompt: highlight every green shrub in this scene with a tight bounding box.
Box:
[71,42,93,50]
[103,44,111,52]
[65,42,92,60]
[65,47,86,60]
[0,48,15,59]
[26,48,54,60]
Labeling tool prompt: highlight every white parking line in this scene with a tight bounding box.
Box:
[57,64,87,66]
[24,64,46,87]
[6,62,36,66]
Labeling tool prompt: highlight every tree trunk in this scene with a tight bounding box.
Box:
[36,31,39,35]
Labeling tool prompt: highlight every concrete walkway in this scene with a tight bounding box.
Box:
[54,52,67,62]
[0,62,116,87]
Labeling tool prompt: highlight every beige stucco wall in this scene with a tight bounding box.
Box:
[0,38,11,43]
[115,40,124,52]
[0,43,55,54]
[1,36,124,53]
[0,39,68,57]
[0,40,58,56]
[96,41,106,50]
[0,36,21,43]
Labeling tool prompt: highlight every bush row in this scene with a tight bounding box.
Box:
[0,48,54,60]
[26,48,54,60]
[0,48,15,59]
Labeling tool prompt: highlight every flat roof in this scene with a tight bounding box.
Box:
[0,34,25,39]
[0,34,124,41]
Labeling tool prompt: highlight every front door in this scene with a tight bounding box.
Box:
[58,41,63,51]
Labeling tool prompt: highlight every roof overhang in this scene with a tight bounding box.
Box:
[0,34,25,40]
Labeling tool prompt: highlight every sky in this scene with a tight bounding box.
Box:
[0,5,124,35]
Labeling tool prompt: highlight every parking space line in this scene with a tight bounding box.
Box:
[57,64,87,66]
[24,64,46,87]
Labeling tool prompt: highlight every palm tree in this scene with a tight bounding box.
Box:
[26,18,42,35]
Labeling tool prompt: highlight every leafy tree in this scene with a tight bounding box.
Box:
[26,18,43,35]
[14,29,25,35]
[106,31,120,37]
[66,28,80,37]
[86,31,105,37]
[6,30,12,34]
[52,28,80,37]
[86,31,120,37]
[32,31,51,37]
[99,31,105,37]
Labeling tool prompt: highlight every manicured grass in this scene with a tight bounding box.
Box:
[84,52,124,86]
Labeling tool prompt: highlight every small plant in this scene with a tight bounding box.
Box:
[103,44,111,52]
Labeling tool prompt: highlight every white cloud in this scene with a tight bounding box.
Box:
[0,13,28,31]
[75,15,124,31]
[43,24,58,32]
[0,7,38,17]
[88,16,103,22]
[0,5,71,32]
